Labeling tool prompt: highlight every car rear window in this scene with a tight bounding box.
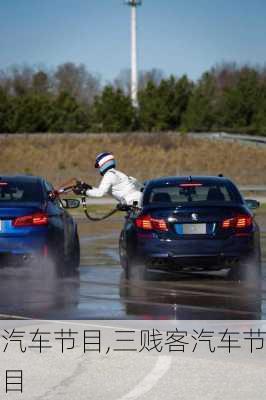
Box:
[145,182,239,205]
[0,180,43,203]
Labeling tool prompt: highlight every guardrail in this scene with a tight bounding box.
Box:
[189,132,266,146]
[239,186,266,203]
[239,186,266,192]
[1,131,266,145]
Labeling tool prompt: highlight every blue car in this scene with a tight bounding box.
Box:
[119,176,261,283]
[0,175,80,276]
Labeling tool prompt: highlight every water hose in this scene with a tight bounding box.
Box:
[81,197,120,221]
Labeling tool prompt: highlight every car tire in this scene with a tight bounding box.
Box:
[119,232,149,281]
[65,231,80,277]
[52,231,80,278]
[228,247,261,285]
[119,233,131,274]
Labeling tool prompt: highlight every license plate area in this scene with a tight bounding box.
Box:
[175,223,207,235]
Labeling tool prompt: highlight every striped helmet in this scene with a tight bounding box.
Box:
[95,152,116,175]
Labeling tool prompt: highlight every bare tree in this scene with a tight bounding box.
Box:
[9,65,34,96]
[0,65,35,96]
[54,62,101,104]
[113,68,131,95]
[0,70,12,94]
[139,68,164,89]
[32,70,50,94]
[210,62,239,91]
[113,67,164,95]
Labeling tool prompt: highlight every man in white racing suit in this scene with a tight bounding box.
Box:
[74,152,142,206]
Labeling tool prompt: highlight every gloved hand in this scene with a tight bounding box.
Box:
[72,181,92,196]
[48,190,59,201]
[116,203,131,212]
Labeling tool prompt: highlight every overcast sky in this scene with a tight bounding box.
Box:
[1,0,266,82]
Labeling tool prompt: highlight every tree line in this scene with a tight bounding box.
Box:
[1,62,266,134]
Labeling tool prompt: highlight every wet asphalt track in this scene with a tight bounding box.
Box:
[0,215,265,320]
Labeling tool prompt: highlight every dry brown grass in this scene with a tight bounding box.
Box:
[1,133,266,186]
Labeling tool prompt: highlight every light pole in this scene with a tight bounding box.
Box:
[125,0,142,108]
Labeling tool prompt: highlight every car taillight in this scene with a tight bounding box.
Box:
[135,215,168,232]
[12,212,48,227]
[221,214,253,229]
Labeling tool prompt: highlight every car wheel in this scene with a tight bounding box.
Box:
[228,248,261,285]
[50,246,65,278]
[119,232,128,271]
[65,231,80,277]
[53,231,80,278]
[119,232,150,281]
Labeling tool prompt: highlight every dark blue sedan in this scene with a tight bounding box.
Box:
[119,176,261,283]
[0,175,80,276]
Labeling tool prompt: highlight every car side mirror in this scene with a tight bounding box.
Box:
[245,199,260,210]
[61,198,80,209]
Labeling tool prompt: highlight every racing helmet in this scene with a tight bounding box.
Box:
[95,152,116,175]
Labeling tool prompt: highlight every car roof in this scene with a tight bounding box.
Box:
[0,175,44,184]
[146,175,232,187]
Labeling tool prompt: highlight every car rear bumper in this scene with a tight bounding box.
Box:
[0,232,48,267]
[136,235,255,271]
[146,254,239,271]
[0,252,39,268]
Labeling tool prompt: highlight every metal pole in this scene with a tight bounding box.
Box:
[125,1,141,108]
[131,3,138,108]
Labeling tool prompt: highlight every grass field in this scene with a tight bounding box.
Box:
[2,133,266,187]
